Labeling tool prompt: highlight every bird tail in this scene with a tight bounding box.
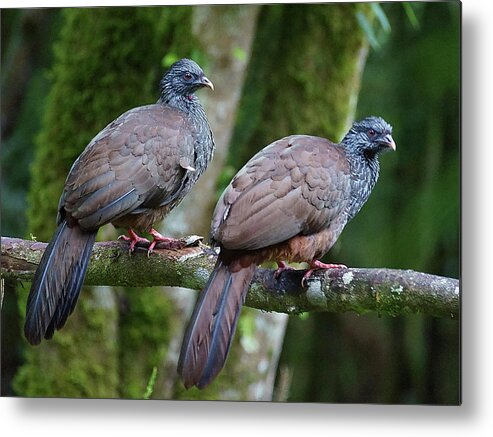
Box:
[178,256,256,389]
[24,220,97,345]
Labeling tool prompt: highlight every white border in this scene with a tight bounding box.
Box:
[3,0,492,435]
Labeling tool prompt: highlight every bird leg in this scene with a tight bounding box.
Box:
[147,228,185,254]
[301,259,347,287]
[118,228,150,254]
[274,261,295,279]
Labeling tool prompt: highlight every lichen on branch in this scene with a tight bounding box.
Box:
[1,236,459,319]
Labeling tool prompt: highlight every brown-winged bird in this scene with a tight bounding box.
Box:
[24,58,214,345]
[178,116,395,389]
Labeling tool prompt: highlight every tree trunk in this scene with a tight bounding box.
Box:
[157,4,271,400]
[163,5,260,237]
[14,7,169,398]
[226,3,373,401]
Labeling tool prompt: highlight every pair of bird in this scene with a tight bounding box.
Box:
[25,58,396,390]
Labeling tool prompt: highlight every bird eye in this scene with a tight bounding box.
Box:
[368,129,376,137]
[183,72,193,81]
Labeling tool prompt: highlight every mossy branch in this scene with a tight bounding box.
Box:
[1,236,459,319]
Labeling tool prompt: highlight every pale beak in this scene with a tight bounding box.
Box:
[200,76,214,91]
[379,134,396,151]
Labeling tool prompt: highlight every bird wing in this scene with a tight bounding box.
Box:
[60,104,195,230]
[211,135,352,251]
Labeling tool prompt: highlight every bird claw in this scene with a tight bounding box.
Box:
[301,260,347,287]
[119,228,186,256]
[274,261,295,280]
[118,230,150,254]
[147,228,185,254]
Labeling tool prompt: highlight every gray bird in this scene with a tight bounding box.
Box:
[178,116,395,389]
[25,58,215,345]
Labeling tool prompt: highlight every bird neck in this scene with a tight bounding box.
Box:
[188,101,215,180]
[158,88,199,110]
[160,81,211,124]
[345,150,380,221]
[158,90,215,182]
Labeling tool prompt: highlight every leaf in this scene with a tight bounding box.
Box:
[403,2,420,30]
[143,366,157,400]
[371,3,391,33]
[356,11,380,50]
[298,312,309,321]
[162,53,179,68]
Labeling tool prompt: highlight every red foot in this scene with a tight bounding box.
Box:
[118,229,150,254]
[301,259,347,287]
[274,261,295,280]
[147,228,185,254]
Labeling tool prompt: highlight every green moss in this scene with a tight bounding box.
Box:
[27,7,169,240]
[229,3,370,173]
[17,6,181,399]
[118,288,173,399]
[201,3,373,399]
[14,287,119,398]
[161,6,202,64]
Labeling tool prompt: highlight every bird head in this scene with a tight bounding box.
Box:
[342,116,396,157]
[159,58,214,101]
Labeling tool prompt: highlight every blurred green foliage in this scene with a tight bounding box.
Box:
[1,9,61,238]
[27,7,169,241]
[9,6,184,399]
[278,2,460,404]
[228,3,371,172]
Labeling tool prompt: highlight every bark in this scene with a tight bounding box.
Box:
[1,237,460,320]
[156,5,273,401]
[163,4,260,237]
[16,7,170,399]
[221,2,374,400]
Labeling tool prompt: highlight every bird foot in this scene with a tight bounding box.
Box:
[147,228,185,255]
[118,229,150,254]
[301,260,347,287]
[274,261,295,280]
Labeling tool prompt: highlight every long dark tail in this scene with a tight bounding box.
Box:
[24,220,97,345]
[178,256,256,389]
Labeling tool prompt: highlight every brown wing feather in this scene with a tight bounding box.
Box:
[212,135,351,250]
[59,104,194,229]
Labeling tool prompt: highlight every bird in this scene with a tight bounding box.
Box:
[178,116,395,389]
[24,58,215,346]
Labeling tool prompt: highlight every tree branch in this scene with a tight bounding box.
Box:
[1,236,459,319]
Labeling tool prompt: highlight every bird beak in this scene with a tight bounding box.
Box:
[379,134,396,151]
[200,76,214,91]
